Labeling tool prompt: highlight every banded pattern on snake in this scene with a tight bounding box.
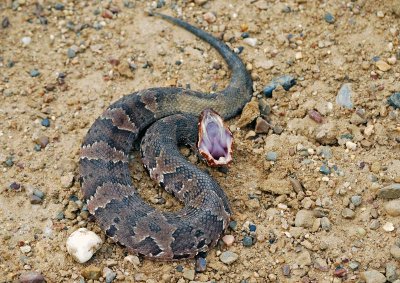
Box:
[79,12,253,260]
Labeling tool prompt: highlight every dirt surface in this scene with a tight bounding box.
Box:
[1,0,400,282]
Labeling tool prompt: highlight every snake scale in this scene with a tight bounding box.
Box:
[79,12,253,260]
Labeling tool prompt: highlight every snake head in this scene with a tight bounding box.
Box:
[197,108,233,167]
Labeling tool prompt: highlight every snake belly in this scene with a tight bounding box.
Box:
[79,12,253,260]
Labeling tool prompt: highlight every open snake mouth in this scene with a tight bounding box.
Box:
[197,108,233,166]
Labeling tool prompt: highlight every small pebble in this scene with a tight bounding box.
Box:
[33,189,45,199]
[124,255,140,266]
[241,32,250,38]
[20,245,31,253]
[81,266,102,280]
[345,141,357,150]
[350,195,362,207]
[341,208,355,219]
[220,251,239,264]
[203,12,216,23]
[67,48,76,59]
[56,211,65,220]
[388,92,400,109]
[336,83,353,108]
[182,269,195,280]
[5,157,14,167]
[229,221,237,230]
[349,261,360,270]
[272,125,284,134]
[295,210,315,228]
[54,3,65,10]
[255,117,270,134]
[262,75,296,98]
[30,195,42,204]
[376,60,391,71]
[9,182,20,190]
[324,12,335,24]
[195,257,207,272]
[19,271,45,283]
[386,263,398,282]
[21,37,31,45]
[390,244,400,259]
[282,264,291,276]
[176,265,184,272]
[242,236,253,247]
[222,235,235,246]
[60,173,75,188]
[385,199,400,216]
[36,136,49,148]
[321,217,331,231]
[334,266,347,277]
[237,99,259,128]
[243,37,258,47]
[41,118,50,127]
[30,69,40,77]
[102,9,114,19]
[361,270,386,283]
[295,52,303,60]
[383,222,395,232]
[378,183,400,199]
[308,109,323,123]
[319,165,330,175]
[104,267,116,283]
[66,228,103,263]
[369,219,380,230]
[266,151,278,161]
[249,224,256,232]
[2,17,10,28]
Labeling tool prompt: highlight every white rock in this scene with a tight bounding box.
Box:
[295,52,303,60]
[243,37,257,47]
[345,141,357,150]
[124,255,141,266]
[66,228,103,263]
[383,222,395,232]
[20,245,31,253]
[364,124,374,136]
[21,37,32,46]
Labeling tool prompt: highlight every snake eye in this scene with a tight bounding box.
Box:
[197,108,233,167]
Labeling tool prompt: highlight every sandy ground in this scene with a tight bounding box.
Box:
[1,0,400,282]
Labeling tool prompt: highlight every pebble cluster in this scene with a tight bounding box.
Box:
[0,0,399,282]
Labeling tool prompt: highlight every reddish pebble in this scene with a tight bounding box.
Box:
[308,109,323,123]
[108,58,120,66]
[109,6,120,14]
[19,271,45,283]
[203,12,217,23]
[255,117,270,134]
[102,9,113,19]
[334,266,347,277]
[222,235,235,246]
[9,182,21,190]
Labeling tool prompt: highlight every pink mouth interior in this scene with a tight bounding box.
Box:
[198,109,233,166]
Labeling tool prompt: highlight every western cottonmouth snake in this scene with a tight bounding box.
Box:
[79,12,253,260]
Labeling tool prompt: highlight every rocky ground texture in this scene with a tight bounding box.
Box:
[1,0,400,282]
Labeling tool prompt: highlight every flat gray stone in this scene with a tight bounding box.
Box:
[361,270,386,283]
[379,184,400,199]
[220,251,238,265]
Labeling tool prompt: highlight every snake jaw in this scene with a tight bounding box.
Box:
[197,108,233,167]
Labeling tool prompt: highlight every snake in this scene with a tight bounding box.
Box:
[79,12,253,260]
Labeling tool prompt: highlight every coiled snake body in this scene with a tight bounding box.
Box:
[79,12,253,260]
